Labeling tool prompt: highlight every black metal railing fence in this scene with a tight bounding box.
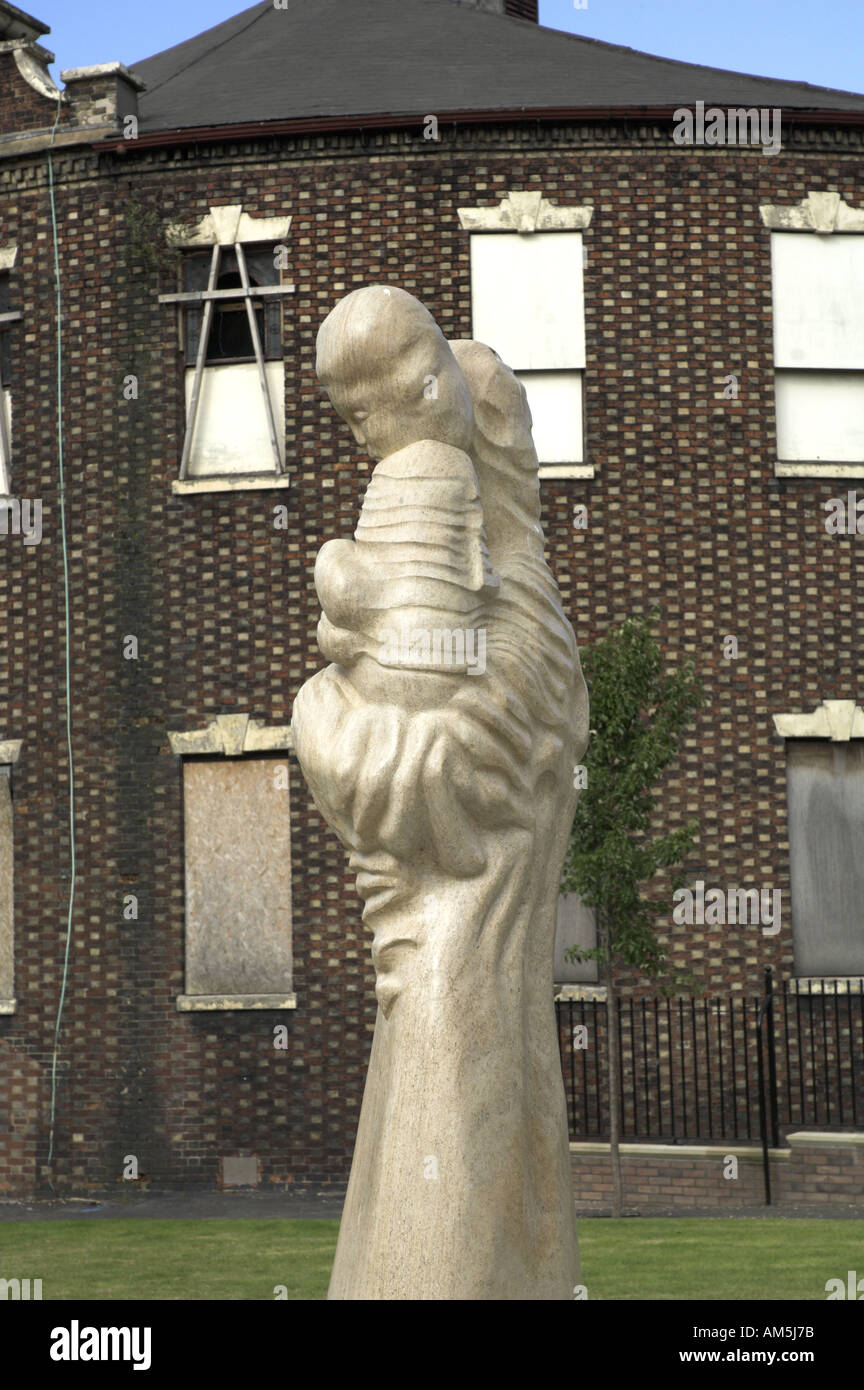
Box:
[556,969,864,1145]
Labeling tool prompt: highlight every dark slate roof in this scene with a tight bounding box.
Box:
[131,0,864,134]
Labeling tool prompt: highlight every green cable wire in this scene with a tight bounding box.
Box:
[46,95,75,1168]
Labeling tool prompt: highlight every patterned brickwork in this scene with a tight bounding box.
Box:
[0,115,861,1193]
[0,1042,45,1193]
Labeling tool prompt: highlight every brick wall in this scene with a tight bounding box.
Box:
[0,117,861,1194]
[0,1042,45,1193]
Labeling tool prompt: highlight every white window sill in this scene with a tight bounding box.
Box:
[176,993,297,1012]
[555,984,605,1001]
[788,977,864,994]
[538,464,594,480]
[775,462,864,478]
[0,998,16,1014]
[172,474,292,495]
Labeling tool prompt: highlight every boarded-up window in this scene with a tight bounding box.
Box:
[554,892,599,984]
[180,757,295,1008]
[183,362,285,477]
[775,371,864,463]
[0,769,14,1009]
[515,370,583,467]
[771,233,864,463]
[772,235,864,370]
[786,741,864,976]
[469,232,585,464]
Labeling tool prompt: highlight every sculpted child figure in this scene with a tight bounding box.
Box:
[291,286,589,1300]
[314,285,497,695]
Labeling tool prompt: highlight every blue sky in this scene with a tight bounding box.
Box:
[30,0,864,95]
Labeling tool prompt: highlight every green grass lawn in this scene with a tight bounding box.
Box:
[577,1218,864,1300]
[0,1217,860,1300]
[0,1218,338,1301]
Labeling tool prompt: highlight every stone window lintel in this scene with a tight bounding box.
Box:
[760,190,864,234]
[458,190,593,234]
[773,699,864,741]
[166,205,292,249]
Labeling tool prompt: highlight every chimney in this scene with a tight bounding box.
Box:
[450,1,539,20]
[61,62,145,132]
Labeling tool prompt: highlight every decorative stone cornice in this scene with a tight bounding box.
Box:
[0,37,52,61]
[166,204,292,249]
[458,190,593,233]
[0,739,22,764]
[0,5,49,44]
[760,190,864,234]
[168,714,293,758]
[0,243,16,271]
[773,700,864,741]
[0,38,64,103]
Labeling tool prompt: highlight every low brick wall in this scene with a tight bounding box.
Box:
[570,1131,864,1210]
[779,1131,864,1204]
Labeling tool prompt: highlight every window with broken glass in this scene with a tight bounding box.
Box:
[182,247,282,366]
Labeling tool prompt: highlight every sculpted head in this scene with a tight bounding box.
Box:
[316,286,474,458]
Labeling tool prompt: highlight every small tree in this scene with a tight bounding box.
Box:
[562,611,703,1217]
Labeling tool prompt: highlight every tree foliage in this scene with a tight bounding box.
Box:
[562,610,704,990]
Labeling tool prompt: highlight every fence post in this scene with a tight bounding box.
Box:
[755,980,772,1206]
[764,966,780,1149]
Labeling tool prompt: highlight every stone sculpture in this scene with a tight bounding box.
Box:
[291,286,589,1300]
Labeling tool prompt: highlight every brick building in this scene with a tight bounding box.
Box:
[0,0,862,1198]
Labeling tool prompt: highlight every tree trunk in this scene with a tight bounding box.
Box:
[603,916,624,1219]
